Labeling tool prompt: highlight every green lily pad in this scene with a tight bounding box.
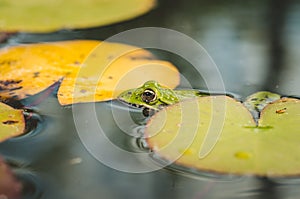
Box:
[145,96,300,177]
[0,102,25,142]
[0,0,155,32]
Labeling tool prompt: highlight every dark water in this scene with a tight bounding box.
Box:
[1,0,300,198]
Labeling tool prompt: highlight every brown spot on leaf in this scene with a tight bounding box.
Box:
[73,61,81,65]
[0,80,22,86]
[0,59,17,66]
[33,72,40,78]
[2,120,19,125]
[0,80,23,92]
[90,53,97,58]
[80,89,87,93]
[107,55,114,60]
[129,56,155,60]
[8,86,23,91]
[276,108,287,114]
[108,76,113,79]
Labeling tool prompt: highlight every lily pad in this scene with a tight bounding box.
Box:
[0,40,99,100]
[145,96,300,176]
[0,102,25,142]
[0,0,156,32]
[58,42,179,105]
[0,40,179,105]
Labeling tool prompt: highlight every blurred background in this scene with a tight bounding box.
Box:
[7,0,300,96]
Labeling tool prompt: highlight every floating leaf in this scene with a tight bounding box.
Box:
[0,0,156,32]
[146,96,300,176]
[0,102,25,142]
[0,157,22,199]
[0,40,179,105]
[58,42,179,105]
[0,40,99,100]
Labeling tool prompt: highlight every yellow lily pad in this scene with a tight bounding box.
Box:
[0,40,179,105]
[145,96,300,177]
[58,42,179,105]
[0,40,99,100]
[0,0,156,32]
[0,102,25,142]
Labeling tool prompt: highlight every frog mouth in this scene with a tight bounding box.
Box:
[118,99,144,109]
[127,102,144,108]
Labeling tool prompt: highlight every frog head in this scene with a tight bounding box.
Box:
[118,80,179,110]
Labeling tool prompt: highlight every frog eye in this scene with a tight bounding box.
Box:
[141,89,157,103]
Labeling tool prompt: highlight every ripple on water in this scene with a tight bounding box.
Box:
[17,172,43,199]
[131,126,242,182]
[8,109,44,142]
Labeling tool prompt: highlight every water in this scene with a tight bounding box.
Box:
[1,0,300,198]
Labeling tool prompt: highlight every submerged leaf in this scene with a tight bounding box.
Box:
[146,96,300,177]
[0,102,25,142]
[0,157,22,199]
[0,40,179,105]
[0,0,156,32]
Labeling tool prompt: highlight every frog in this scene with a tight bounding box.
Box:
[118,80,211,108]
[118,80,282,118]
[118,80,214,116]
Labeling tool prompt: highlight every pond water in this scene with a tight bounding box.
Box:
[1,0,300,198]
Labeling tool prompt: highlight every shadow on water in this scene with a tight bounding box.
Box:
[256,177,280,199]
[263,0,290,91]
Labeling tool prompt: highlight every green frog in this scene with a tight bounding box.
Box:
[118,80,209,110]
[118,80,224,116]
[118,80,281,117]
